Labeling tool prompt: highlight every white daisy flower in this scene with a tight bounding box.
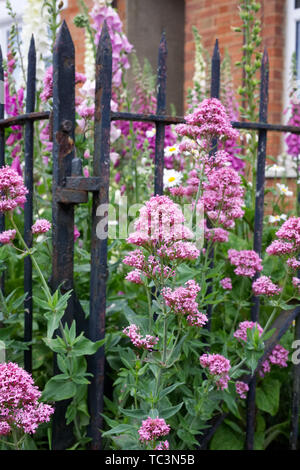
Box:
[269,214,287,224]
[163,169,183,188]
[276,183,293,197]
[164,145,179,157]
[146,128,156,139]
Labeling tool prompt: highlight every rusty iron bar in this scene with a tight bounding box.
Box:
[111,111,300,135]
[24,36,36,373]
[87,20,112,450]
[246,48,269,451]
[0,111,50,128]
[0,46,5,295]
[205,39,220,332]
[154,32,167,196]
[51,20,77,450]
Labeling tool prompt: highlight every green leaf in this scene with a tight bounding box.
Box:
[256,377,280,416]
[102,424,133,437]
[159,382,185,400]
[72,336,105,356]
[42,377,77,401]
[210,423,244,450]
[159,402,183,419]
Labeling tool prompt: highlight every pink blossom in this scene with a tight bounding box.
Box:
[199,353,231,390]
[74,225,80,242]
[162,280,201,316]
[220,277,232,290]
[31,219,51,234]
[235,381,249,399]
[157,241,200,261]
[0,166,28,213]
[252,276,282,296]
[138,417,170,443]
[0,362,54,435]
[202,166,244,229]
[266,239,296,256]
[292,277,300,292]
[234,321,263,342]
[259,344,289,378]
[127,195,193,247]
[123,324,158,351]
[228,249,263,277]
[125,269,143,284]
[187,312,208,327]
[155,440,169,450]
[0,229,16,244]
[287,257,300,270]
[176,98,239,142]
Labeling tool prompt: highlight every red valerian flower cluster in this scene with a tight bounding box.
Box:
[0,166,28,213]
[199,353,231,390]
[0,362,54,436]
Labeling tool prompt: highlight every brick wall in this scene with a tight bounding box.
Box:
[184,0,287,162]
[61,0,94,74]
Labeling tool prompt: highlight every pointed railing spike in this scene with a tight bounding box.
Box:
[23,32,36,374]
[88,20,112,451]
[211,39,220,99]
[154,31,167,195]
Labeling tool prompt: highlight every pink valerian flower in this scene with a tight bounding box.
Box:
[292,277,300,292]
[162,280,201,316]
[187,312,208,327]
[157,241,200,261]
[199,353,231,390]
[31,219,51,234]
[123,249,145,270]
[228,249,263,278]
[123,324,158,351]
[252,276,282,296]
[155,440,169,450]
[287,257,300,270]
[138,417,170,443]
[235,381,249,399]
[0,229,16,244]
[175,98,239,142]
[0,362,54,436]
[0,166,28,213]
[220,277,232,290]
[204,226,229,243]
[266,240,296,256]
[259,344,289,378]
[266,217,300,257]
[233,321,263,342]
[202,166,244,229]
[125,269,143,284]
[127,195,193,247]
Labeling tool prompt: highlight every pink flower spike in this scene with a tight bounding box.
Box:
[235,381,249,399]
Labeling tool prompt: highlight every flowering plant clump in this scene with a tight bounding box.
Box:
[0,362,54,445]
[0,166,28,212]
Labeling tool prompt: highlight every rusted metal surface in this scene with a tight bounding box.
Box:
[154,32,167,196]
[55,188,88,204]
[24,36,36,373]
[51,20,78,450]
[246,49,269,451]
[87,20,112,450]
[65,176,102,191]
[0,111,50,128]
